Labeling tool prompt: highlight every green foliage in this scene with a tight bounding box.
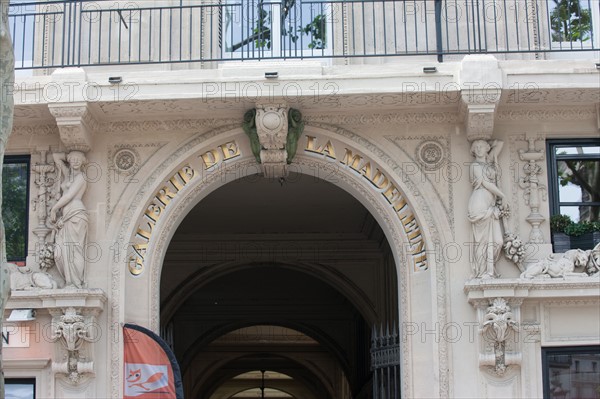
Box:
[550,214,600,237]
[550,0,592,42]
[284,13,327,50]
[253,3,271,49]
[550,214,573,233]
[2,162,28,260]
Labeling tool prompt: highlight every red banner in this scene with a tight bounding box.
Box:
[123,324,183,398]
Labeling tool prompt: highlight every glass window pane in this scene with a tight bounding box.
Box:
[546,352,600,399]
[556,159,600,204]
[555,146,600,156]
[2,161,29,261]
[5,379,35,399]
[549,0,594,43]
[559,206,600,223]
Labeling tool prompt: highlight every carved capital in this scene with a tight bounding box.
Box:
[48,102,97,152]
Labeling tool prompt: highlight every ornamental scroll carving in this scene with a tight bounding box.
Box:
[242,104,304,178]
[50,307,96,384]
[518,135,547,244]
[478,298,521,376]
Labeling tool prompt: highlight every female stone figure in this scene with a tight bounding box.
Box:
[468,139,505,279]
[50,152,88,288]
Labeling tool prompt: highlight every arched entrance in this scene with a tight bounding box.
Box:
[113,126,449,398]
[160,173,398,397]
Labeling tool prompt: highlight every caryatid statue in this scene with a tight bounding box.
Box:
[50,152,89,289]
[468,139,506,279]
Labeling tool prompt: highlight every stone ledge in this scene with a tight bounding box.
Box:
[464,277,600,303]
[4,358,51,369]
[6,288,107,312]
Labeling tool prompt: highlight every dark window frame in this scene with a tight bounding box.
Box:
[546,138,600,219]
[542,345,600,399]
[4,377,36,399]
[2,154,31,262]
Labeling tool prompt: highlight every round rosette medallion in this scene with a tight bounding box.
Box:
[416,140,446,171]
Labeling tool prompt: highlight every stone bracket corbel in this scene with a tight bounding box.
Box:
[48,102,97,152]
[459,55,503,140]
[472,297,522,376]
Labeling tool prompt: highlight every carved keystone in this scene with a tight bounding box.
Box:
[243,103,304,178]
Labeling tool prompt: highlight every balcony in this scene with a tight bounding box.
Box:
[7,0,600,70]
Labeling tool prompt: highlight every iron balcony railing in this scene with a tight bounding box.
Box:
[7,0,599,69]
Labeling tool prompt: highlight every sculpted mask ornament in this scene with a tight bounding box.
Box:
[50,151,89,289]
[51,307,95,383]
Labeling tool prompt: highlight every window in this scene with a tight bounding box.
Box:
[549,0,594,43]
[547,139,600,223]
[2,155,30,262]
[223,0,331,59]
[5,378,36,399]
[542,346,600,399]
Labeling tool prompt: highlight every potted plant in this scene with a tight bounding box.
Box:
[550,214,600,252]
[550,214,573,252]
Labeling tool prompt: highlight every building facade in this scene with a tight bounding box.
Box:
[2,0,600,397]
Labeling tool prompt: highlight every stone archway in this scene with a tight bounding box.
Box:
[111,124,451,398]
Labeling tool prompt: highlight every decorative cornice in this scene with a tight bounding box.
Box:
[11,124,58,137]
[6,288,107,312]
[464,277,600,302]
[304,111,460,125]
[497,107,597,121]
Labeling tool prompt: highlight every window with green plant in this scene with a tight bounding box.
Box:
[547,140,600,225]
[2,155,30,262]
[224,0,329,56]
[550,0,593,42]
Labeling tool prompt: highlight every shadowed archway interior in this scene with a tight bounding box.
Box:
[160,172,399,398]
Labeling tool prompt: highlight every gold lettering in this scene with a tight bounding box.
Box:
[155,186,177,207]
[128,255,144,275]
[369,168,389,190]
[305,136,319,153]
[220,141,241,160]
[132,242,148,259]
[179,166,195,183]
[145,204,163,223]
[201,149,221,169]
[404,218,421,241]
[169,175,184,191]
[320,140,337,159]
[382,183,401,204]
[392,197,407,213]
[136,226,153,242]
[359,161,372,179]
[340,148,363,171]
